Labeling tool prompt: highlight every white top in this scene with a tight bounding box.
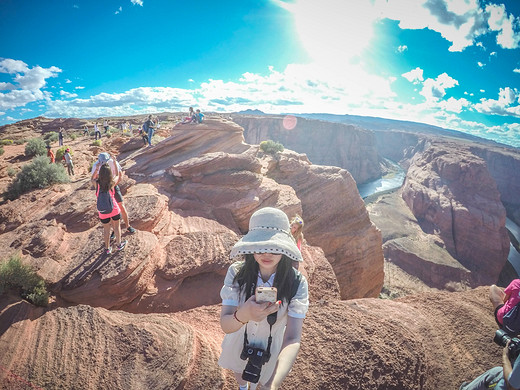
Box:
[91,158,122,179]
[64,152,72,164]
[218,261,309,387]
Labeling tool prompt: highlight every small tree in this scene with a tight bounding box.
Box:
[0,253,49,307]
[55,146,72,162]
[260,140,284,155]
[43,131,58,144]
[25,137,47,157]
[6,155,69,200]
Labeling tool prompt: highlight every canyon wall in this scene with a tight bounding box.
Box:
[401,141,510,285]
[233,115,381,184]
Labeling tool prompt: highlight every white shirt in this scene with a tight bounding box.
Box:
[218,261,309,386]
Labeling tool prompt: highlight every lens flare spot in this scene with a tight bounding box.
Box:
[283,115,297,130]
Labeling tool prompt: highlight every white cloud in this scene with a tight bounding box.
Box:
[0,59,29,74]
[477,61,485,68]
[486,3,520,49]
[402,67,424,84]
[419,72,458,101]
[75,86,85,89]
[474,87,520,117]
[60,90,78,98]
[514,68,520,74]
[397,45,408,53]
[480,89,485,93]
[115,6,122,14]
[188,79,194,82]
[0,59,61,113]
[131,0,143,6]
[65,79,72,83]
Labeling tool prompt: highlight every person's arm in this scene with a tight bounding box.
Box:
[220,296,280,334]
[262,316,305,389]
[503,341,519,390]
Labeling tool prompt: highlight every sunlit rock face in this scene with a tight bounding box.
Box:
[401,142,509,285]
[233,115,382,184]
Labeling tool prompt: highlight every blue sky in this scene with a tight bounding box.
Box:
[1,0,519,147]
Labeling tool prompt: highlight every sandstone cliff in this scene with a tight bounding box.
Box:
[233,115,382,184]
[401,141,509,286]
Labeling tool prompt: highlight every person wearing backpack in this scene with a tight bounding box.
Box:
[491,280,520,333]
[96,163,127,255]
[91,152,136,235]
[219,207,309,390]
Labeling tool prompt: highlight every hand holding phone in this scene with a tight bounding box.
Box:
[255,286,277,303]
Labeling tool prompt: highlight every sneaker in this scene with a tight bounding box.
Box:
[127,226,136,234]
[106,247,112,255]
[110,231,115,241]
[117,240,127,251]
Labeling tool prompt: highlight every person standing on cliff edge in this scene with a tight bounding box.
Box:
[218,207,309,390]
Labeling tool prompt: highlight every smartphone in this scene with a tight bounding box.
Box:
[255,286,277,303]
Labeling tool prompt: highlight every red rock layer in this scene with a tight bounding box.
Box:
[401,142,509,285]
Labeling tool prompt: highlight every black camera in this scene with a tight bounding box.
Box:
[494,329,520,361]
[240,345,271,383]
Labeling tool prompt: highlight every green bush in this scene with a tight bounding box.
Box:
[14,138,26,145]
[7,167,16,177]
[43,131,58,143]
[55,146,72,162]
[0,139,13,145]
[260,140,284,155]
[5,155,69,200]
[25,137,47,157]
[0,253,49,307]
[92,139,102,146]
[70,133,77,141]
[0,146,3,156]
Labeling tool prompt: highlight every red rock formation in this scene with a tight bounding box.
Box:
[264,150,384,299]
[401,142,509,285]
[0,287,504,390]
[233,115,382,184]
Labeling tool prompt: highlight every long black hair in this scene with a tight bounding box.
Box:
[97,163,114,192]
[233,254,295,304]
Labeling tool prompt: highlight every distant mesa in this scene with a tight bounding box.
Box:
[235,108,266,115]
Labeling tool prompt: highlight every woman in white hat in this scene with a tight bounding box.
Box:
[219,207,309,390]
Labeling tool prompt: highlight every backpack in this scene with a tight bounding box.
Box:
[96,185,114,214]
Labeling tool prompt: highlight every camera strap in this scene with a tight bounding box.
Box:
[242,313,277,364]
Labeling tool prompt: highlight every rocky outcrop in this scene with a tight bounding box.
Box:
[0,117,375,318]
[233,115,382,184]
[0,287,504,390]
[401,142,509,285]
[469,145,520,225]
[265,150,384,299]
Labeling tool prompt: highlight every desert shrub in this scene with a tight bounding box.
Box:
[43,131,58,143]
[260,140,284,155]
[70,133,77,141]
[0,253,49,307]
[0,139,13,145]
[55,146,72,162]
[5,155,69,200]
[92,139,102,146]
[25,137,47,157]
[0,146,3,156]
[14,138,26,145]
[7,167,16,177]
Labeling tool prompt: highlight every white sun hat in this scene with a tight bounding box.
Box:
[230,207,303,262]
